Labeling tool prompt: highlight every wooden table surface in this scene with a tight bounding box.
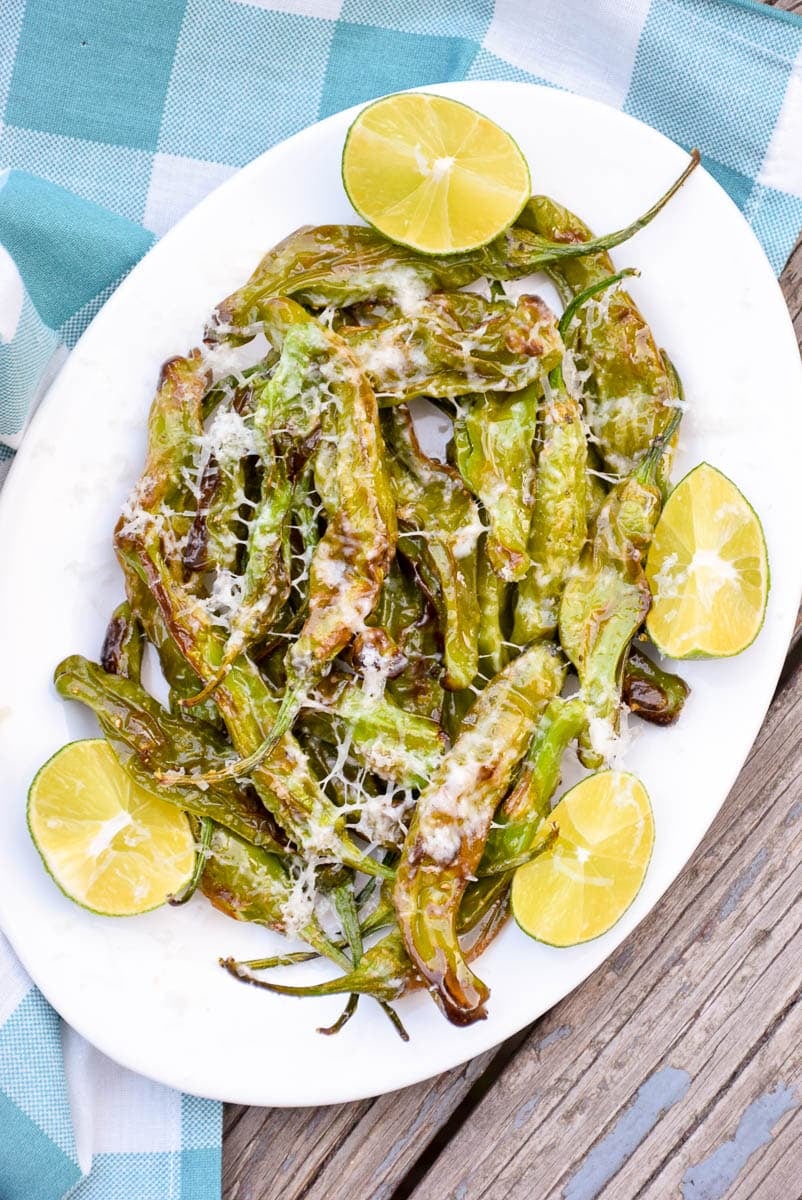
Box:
[224,16,802,1196]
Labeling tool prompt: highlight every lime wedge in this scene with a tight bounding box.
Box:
[511,770,654,947]
[646,463,769,659]
[342,92,530,255]
[28,739,196,916]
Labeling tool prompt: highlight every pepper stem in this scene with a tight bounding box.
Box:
[168,816,213,905]
[181,660,234,708]
[221,956,367,999]
[239,950,321,970]
[167,686,303,785]
[325,883,364,1034]
[548,269,639,392]
[476,823,559,876]
[539,150,700,268]
[318,993,359,1036]
[557,268,640,338]
[221,954,410,1039]
[332,884,363,964]
[379,1002,410,1042]
[637,403,683,482]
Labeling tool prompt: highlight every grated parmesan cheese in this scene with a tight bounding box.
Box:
[451,514,486,559]
[202,331,270,382]
[416,757,492,864]
[586,704,635,767]
[280,862,318,938]
[204,409,258,466]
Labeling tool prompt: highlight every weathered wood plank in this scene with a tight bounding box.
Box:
[778,235,802,667]
[606,988,801,1198]
[222,1098,373,1200]
[221,1047,506,1200]
[780,237,802,348]
[292,1047,506,1200]
[725,1099,802,1199]
[401,664,802,1200]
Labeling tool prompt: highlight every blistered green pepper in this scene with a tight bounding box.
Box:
[559,410,681,767]
[182,384,256,577]
[124,570,223,731]
[115,354,222,726]
[54,654,285,854]
[100,601,144,683]
[623,643,690,725]
[342,293,561,405]
[220,869,512,1023]
[512,380,588,645]
[477,546,509,679]
[123,351,208,544]
[304,674,446,789]
[186,304,338,704]
[512,271,635,646]
[370,558,445,722]
[454,383,540,582]
[394,642,565,1024]
[480,696,587,874]
[229,320,397,772]
[200,824,348,965]
[521,193,687,476]
[117,532,390,878]
[211,157,697,331]
[383,406,481,691]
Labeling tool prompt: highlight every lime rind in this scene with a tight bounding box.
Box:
[646,462,770,661]
[511,770,655,949]
[342,92,531,256]
[28,738,195,918]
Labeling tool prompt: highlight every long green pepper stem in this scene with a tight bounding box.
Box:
[212,154,698,329]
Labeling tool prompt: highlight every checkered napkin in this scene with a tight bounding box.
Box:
[0,936,220,1200]
[1,1,801,1197]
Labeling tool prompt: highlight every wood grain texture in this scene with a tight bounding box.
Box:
[781,238,802,350]
[223,1098,373,1200]
[221,1048,503,1200]
[223,10,802,1193]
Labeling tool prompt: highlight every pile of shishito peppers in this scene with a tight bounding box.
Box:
[55,151,700,1035]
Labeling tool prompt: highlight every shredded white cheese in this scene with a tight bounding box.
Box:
[451,513,486,559]
[280,862,318,938]
[586,705,635,767]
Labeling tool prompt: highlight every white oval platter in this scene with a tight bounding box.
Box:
[0,81,800,1106]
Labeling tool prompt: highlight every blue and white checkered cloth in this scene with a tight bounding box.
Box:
[1,1,801,1197]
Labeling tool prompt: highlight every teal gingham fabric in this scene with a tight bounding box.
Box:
[0,934,220,1200]
[0,1,800,1197]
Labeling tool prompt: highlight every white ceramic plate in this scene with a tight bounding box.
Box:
[0,82,800,1107]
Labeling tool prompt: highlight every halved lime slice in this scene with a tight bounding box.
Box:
[646,463,769,659]
[511,770,654,947]
[342,92,530,255]
[28,739,195,916]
